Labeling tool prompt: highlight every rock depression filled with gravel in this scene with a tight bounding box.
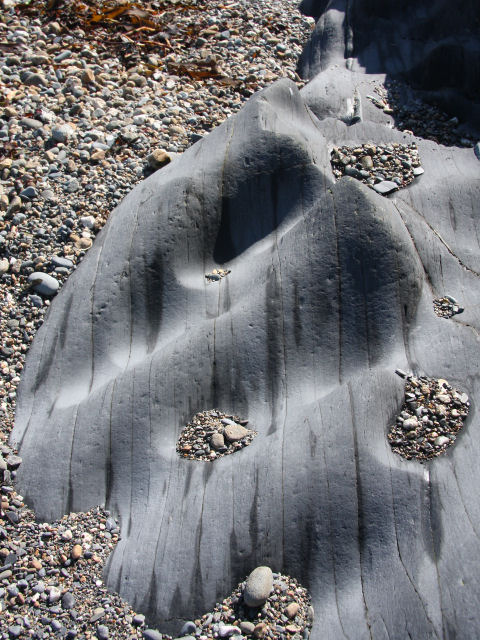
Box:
[176,410,256,461]
[388,373,470,461]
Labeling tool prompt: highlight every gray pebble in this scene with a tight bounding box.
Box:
[96,625,109,639]
[244,566,273,607]
[28,272,60,296]
[20,187,37,199]
[143,630,163,640]
[180,621,196,636]
[133,614,145,626]
[51,256,73,268]
[62,591,76,610]
[52,124,74,143]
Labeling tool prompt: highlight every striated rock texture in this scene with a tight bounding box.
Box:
[12,0,480,637]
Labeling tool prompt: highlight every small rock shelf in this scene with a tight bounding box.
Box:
[176,409,256,461]
[388,372,469,461]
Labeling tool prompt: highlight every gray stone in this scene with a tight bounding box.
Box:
[210,432,225,450]
[20,71,47,86]
[28,272,59,296]
[143,631,163,640]
[51,256,74,268]
[6,454,22,469]
[65,179,80,193]
[96,625,109,639]
[240,621,255,635]
[52,124,74,143]
[20,118,43,130]
[372,180,398,195]
[413,166,425,176]
[20,186,37,199]
[179,622,196,636]
[224,424,249,442]
[28,294,43,307]
[61,591,75,610]
[48,587,62,604]
[402,417,418,431]
[0,258,9,275]
[244,566,273,607]
[218,624,241,638]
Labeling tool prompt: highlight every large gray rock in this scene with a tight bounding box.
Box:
[243,566,273,607]
[299,0,480,125]
[11,1,480,638]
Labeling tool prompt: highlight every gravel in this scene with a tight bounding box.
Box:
[330,142,423,193]
[388,373,470,461]
[175,568,313,640]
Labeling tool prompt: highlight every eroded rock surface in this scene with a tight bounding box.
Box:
[12,0,480,637]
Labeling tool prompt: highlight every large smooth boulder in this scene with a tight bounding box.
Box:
[12,0,480,638]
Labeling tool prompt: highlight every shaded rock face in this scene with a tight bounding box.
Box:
[12,1,480,639]
[299,0,480,124]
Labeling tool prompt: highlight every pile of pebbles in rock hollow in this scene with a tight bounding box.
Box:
[388,372,470,461]
[176,566,313,640]
[176,410,256,461]
[205,268,231,282]
[433,295,464,319]
[330,142,423,195]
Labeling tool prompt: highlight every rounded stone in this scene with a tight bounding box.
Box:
[224,424,249,443]
[244,566,273,607]
[402,417,418,431]
[96,625,109,640]
[61,591,76,610]
[210,432,225,450]
[143,631,163,640]
[240,621,256,635]
[28,272,60,296]
[52,124,74,143]
[0,258,9,274]
[71,544,83,560]
[179,622,196,636]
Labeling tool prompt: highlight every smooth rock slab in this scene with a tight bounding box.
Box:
[243,566,273,607]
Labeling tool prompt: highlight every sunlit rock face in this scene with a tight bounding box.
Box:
[13,0,480,637]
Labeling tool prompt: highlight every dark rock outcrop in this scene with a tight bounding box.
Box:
[12,1,480,638]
